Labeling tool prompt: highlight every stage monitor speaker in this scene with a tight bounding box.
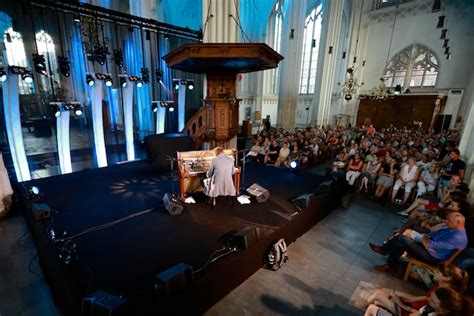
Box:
[163,193,183,215]
[293,193,314,209]
[246,183,270,203]
[32,203,52,220]
[315,181,333,196]
[217,226,261,250]
[82,290,128,316]
[155,263,193,296]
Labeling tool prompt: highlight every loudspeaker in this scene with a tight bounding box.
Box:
[217,226,261,250]
[293,193,314,209]
[155,263,193,296]
[315,181,333,196]
[163,193,183,215]
[246,183,270,203]
[32,203,52,220]
[82,290,128,316]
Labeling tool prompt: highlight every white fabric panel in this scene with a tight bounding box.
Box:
[178,83,186,132]
[123,83,135,161]
[56,111,72,174]
[156,106,166,134]
[91,80,108,167]
[2,74,31,181]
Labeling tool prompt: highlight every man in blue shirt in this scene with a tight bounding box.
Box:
[369,212,467,272]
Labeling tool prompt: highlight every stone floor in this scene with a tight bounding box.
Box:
[0,190,424,315]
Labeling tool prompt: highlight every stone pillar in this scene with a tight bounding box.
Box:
[312,0,344,125]
[277,0,307,130]
[202,0,239,43]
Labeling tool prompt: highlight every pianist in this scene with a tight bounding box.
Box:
[205,147,236,206]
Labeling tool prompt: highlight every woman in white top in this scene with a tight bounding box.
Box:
[275,142,290,167]
[391,156,420,205]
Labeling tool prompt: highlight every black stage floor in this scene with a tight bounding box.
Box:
[21,161,341,315]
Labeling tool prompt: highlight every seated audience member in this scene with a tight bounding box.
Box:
[416,163,440,198]
[246,139,260,163]
[275,142,290,167]
[372,155,398,201]
[366,262,468,316]
[358,154,381,192]
[365,286,468,316]
[438,148,465,198]
[264,139,280,164]
[391,156,420,205]
[257,140,269,163]
[369,212,467,272]
[346,152,363,186]
[331,151,347,180]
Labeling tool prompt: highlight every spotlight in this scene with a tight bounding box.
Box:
[94,45,107,65]
[141,68,150,84]
[119,76,127,88]
[104,75,113,87]
[437,15,445,29]
[164,33,169,40]
[290,160,298,169]
[136,79,143,88]
[28,186,41,199]
[0,69,7,82]
[22,71,33,83]
[155,69,163,83]
[187,79,194,90]
[86,74,95,86]
[32,53,47,75]
[114,49,123,68]
[394,84,402,95]
[173,79,179,90]
[344,94,352,101]
[74,104,83,116]
[52,104,61,118]
[169,107,174,112]
[151,103,158,113]
[73,14,81,23]
[58,56,70,77]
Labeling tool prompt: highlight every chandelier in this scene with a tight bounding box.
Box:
[339,67,364,101]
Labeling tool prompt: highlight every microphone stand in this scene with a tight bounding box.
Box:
[238,148,249,195]
[166,155,177,196]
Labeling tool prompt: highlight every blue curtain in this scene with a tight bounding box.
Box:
[160,0,202,30]
[240,0,276,42]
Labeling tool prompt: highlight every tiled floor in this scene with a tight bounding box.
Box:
[0,191,424,315]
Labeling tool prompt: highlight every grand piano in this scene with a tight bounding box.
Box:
[176,149,240,200]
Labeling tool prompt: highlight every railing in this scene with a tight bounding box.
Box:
[183,106,208,149]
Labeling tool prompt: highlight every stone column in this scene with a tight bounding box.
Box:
[276,0,307,130]
[312,0,344,125]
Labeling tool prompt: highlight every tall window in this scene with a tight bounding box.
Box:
[36,30,59,90]
[270,1,283,94]
[382,43,439,88]
[3,27,31,94]
[299,4,323,94]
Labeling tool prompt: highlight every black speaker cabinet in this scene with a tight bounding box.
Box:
[155,263,193,296]
[293,193,314,209]
[82,290,128,316]
[32,203,52,220]
[163,193,183,215]
[246,183,270,203]
[233,226,261,250]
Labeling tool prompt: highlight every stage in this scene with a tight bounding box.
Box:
[20,161,342,315]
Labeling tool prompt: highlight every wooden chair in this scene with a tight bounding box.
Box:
[403,248,464,282]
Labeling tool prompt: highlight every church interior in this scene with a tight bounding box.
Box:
[0,0,473,315]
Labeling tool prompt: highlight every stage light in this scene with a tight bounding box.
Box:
[141,68,150,84]
[155,69,163,83]
[52,104,61,118]
[32,53,47,75]
[290,160,298,169]
[173,79,180,90]
[94,45,107,65]
[58,56,70,77]
[119,76,127,88]
[169,107,174,112]
[104,75,113,87]
[113,49,123,68]
[152,103,158,113]
[188,80,194,90]
[0,69,7,82]
[74,104,83,116]
[86,74,95,86]
[73,14,81,23]
[136,79,143,88]
[28,186,40,198]
[22,71,33,83]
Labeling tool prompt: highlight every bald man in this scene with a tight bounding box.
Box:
[369,212,467,272]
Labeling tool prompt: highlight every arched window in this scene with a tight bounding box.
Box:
[382,43,439,88]
[3,27,31,94]
[36,30,59,89]
[270,0,283,94]
[299,4,322,94]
